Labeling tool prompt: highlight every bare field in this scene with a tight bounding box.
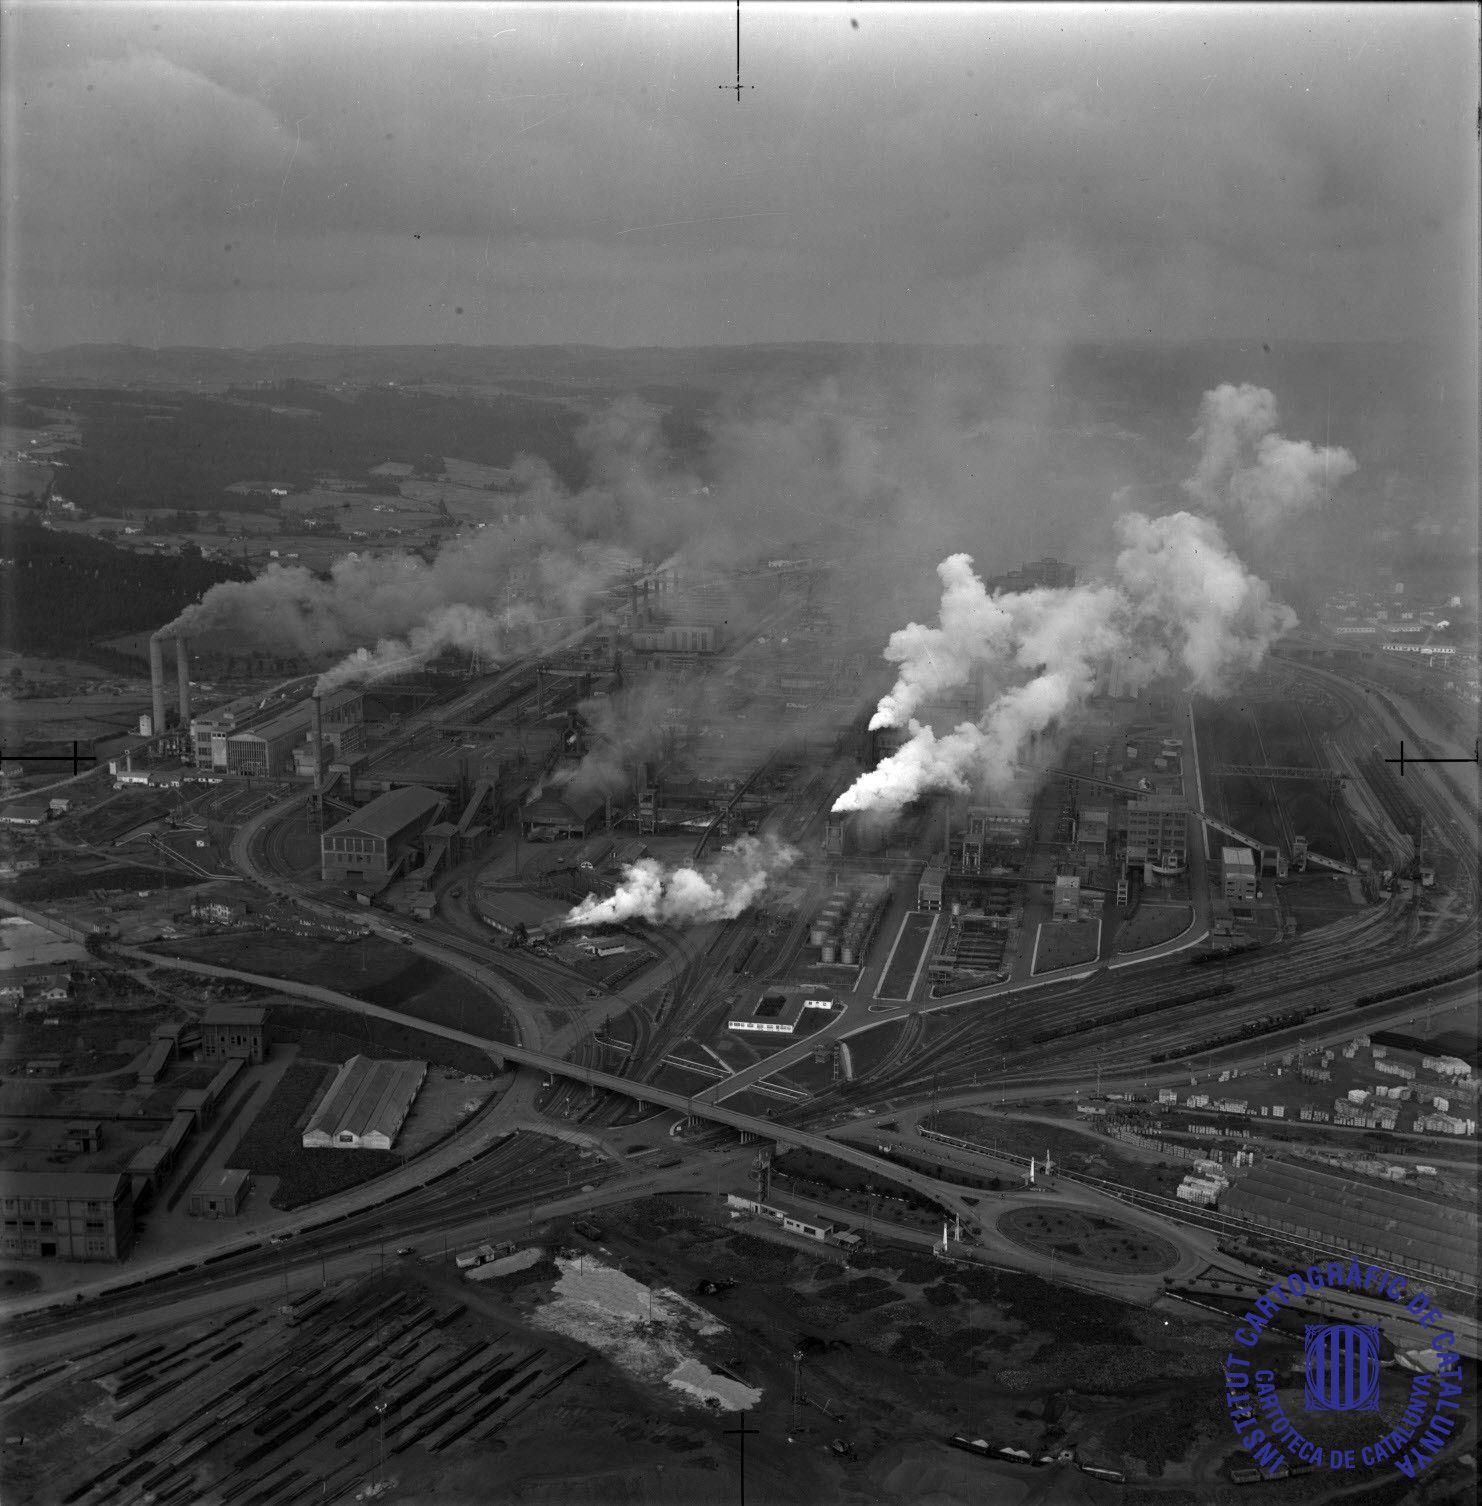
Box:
[1113,904,1192,954]
[1032,920,1100,974]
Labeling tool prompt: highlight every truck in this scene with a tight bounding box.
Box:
[572,1219,605,1242]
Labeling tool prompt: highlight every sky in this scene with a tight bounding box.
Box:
[2,1,1477,352]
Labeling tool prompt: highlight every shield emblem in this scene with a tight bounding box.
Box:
[1304,1324,1381,1412]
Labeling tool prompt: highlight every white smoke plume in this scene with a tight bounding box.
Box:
[834,511,1297,814]
[1182,383,1357,532]
[563,835,800,927]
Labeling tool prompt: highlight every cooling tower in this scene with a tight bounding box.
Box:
[175,637,191,730]
[149,635,167,737]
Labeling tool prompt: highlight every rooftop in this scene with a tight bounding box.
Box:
[525,788,606,823]
[325,785,446,842]
[190,1166,251,1197]
[302,1055,425,1145]
[230,702,311,743]
[0,1169,128,1200]
[202,1004,266,1026]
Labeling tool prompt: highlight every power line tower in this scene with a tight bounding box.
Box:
[750,1148,771,1203]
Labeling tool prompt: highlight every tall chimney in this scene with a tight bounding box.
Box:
[175,636,191,733]
[313,694,325,799]
[149,635,167,737]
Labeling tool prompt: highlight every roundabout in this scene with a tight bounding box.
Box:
[995,1205,1182,1274]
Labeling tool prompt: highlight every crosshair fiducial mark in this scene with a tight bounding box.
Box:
[0,741,98,776]
[720,0,755,100]
[1383,738,1480,777]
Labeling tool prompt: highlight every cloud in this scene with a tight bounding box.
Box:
[835,510,1298,815]
[5,7,1472,348]
[1182,383,1358,532]
[564,835,800,927]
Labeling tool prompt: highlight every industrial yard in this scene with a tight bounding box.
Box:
[2,29,1477,1497]
[0,1189,1365,1504]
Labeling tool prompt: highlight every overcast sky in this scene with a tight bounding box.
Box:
[3,2,1477,351]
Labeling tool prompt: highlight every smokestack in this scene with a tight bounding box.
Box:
[149,635,167,737]
[313,695,325,799]
[175,636,191,732]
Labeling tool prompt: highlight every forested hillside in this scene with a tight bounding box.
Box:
[0,522,249,656]
[7,382,591,515]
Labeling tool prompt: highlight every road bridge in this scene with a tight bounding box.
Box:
[115,940,990,1228]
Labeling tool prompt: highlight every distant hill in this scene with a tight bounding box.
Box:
[6,338,1466,478]
[0,521,249,659]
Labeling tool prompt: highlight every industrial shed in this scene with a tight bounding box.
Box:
[521,789,605,841]
[1221,1160,1478,1284]
[320,785,447,885]
[301,1055,427,1151]
[188,1167,252,1218]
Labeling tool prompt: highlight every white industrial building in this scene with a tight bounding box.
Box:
[301,1055,427,1150]
[1221,846,1258,902]
[726,986,835,1035]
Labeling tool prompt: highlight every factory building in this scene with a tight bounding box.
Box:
[187,1167,252,1219]
[223,704,312,777]
[630,622,725,655]
[0,1169,135,1261]
[918,862,946,911]
[1221,846,1258,902]
[320,785,448,884]
[191,691,272,767]
[193,688,362,772]
[985,557,1076,594]
[1076,808,1110,854]
[301,1055,427,1150]
[522,789,606,841]
[1125,795,1188,876]
[200,1004,268,1065]
[727,986,835,1035]
[1051,875,1082,922]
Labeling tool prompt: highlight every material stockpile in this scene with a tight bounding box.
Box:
[529,1254,762,1411]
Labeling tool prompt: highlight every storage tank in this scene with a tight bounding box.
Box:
[820,940,838,964]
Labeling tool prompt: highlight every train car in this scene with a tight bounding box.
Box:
[278,1287,334,1326]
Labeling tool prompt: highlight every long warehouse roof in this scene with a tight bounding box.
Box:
[302,1055,425,1147]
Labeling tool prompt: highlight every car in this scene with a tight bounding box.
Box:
[269,1232,294,1244]
[395,1245,416,1257]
